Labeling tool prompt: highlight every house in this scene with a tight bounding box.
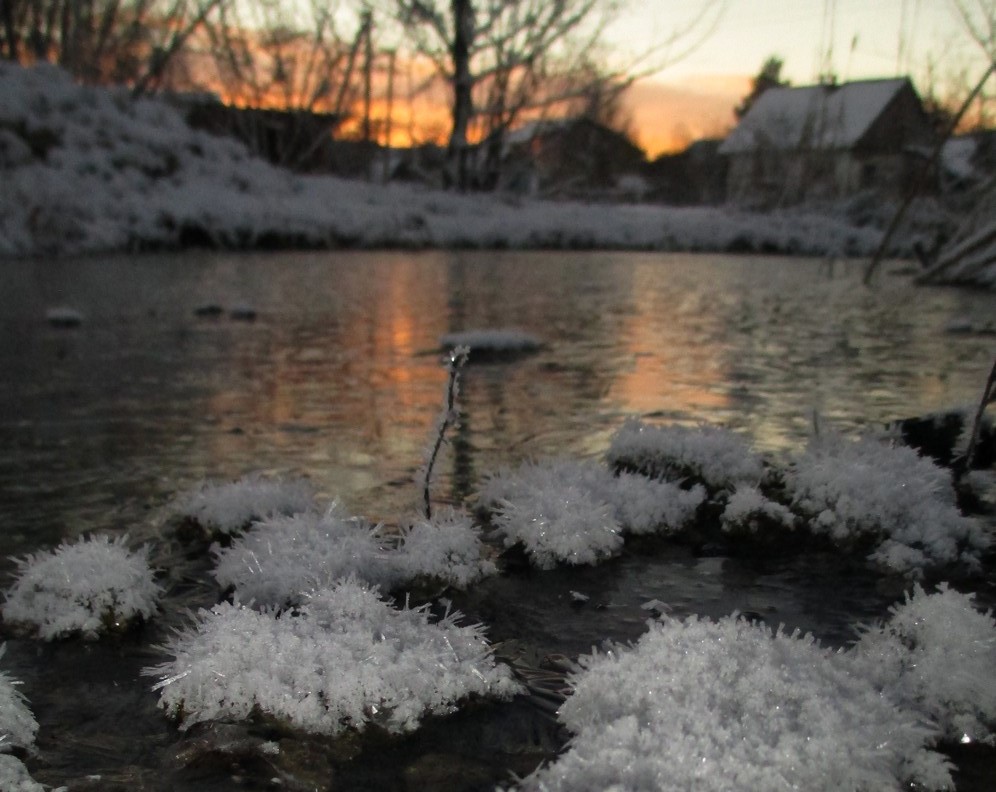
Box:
[644,138,727,206]
[499,118,647,199]
[718,78,936,207]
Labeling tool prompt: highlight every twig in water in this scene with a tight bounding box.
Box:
[420,346,470,519]
[963,355,996,473]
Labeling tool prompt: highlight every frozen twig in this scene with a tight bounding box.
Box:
[420,346,470,519]
[963,355,996,473]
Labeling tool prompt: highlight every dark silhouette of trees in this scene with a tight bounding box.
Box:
[735,55,788,119]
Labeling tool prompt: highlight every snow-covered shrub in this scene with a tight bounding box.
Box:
[607,419,766,492]
[0,756,45,792]
[396,509,496,588]
[480,458,703,550]
[212,504,400,607]
[2,535,161,640]
[787,434,987,575]
[0,646,37,753]
[720,484,797,535]
[146,579,520,736]
[170,473,317,541]
[850,584,996,745]
[519,615,952,792]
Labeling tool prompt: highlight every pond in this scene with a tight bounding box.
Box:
[1,250,994,790]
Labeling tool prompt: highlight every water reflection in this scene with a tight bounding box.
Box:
[0,250,993,556]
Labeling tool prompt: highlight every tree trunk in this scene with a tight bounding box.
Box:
[447,0,474,190]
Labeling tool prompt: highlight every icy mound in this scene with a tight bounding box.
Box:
[170,474,317,541]
[479,458,704,568]
[214,505,494,606]
[787,434,987,575]
[851,584,996,745]
[2,535,161,640]
[0,756,46,792]
[0,646,37,752]
[395,509,497,588]
[146,579,520,736]
[607,420,766,491]
[520,615,952,792]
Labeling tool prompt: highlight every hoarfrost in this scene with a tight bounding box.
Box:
[0,756,46,792]
[170,473,317,540]
[519,615,953,792]
[850,583,996,745]
[787,434,987,575]
[2,535,161,640]
[607,419,766,491]
[721,484,797,533]
[212,504,400,606]
[213,504,495,606]
[146,578,520,736]
[480,458,703,567]
[0,646,37,752]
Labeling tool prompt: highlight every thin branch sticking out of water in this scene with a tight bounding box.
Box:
[963,355,996,473]
[420,346,470,520]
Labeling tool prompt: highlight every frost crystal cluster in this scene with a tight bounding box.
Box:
[213,504,494,606]
[479,458,703,568]
[2,535,161,640]
[147,579,520,736]
[850,584,996,744]
[607,420,766,491]
[0,646,37,753]
[170,474,317,540]
[520,615,953,792]
[720,484,797,534]
[0,755,46,792]
[787,434,987,574]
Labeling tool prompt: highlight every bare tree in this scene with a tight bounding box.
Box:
[381,0,724,189]
[0,0,225,91]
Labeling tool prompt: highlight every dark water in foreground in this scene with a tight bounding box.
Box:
[0,250,994,790]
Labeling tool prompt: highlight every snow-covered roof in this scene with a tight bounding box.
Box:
[719,78,911,154]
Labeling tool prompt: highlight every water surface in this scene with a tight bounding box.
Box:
[1,250,994,790]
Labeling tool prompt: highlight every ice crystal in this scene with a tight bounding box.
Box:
[519,615,952,792]
[213,504,400,606]
[480,458,703,567]
[787,433,987,574]
[146,579,520,736]
[721,484,797,534]
[0,647,37,753]
[0,755,46,792]
[850,584,996,745]
[214,504,494,606]
[2,535,161,640]
[607,419,766,491]
[170,473,317,539]
[396,509,496,588]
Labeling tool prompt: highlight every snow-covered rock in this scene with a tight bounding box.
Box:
[850,583,996,745]
[787,433,988,575]
[519,614,953,792]
[2,535,161,640]
[395,509,497,588]
[146,578,520,736]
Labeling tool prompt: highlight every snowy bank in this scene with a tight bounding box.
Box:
[1,62,894,263]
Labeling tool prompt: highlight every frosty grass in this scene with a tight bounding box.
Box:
[146,578,520,736]
[2,535,161,640]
